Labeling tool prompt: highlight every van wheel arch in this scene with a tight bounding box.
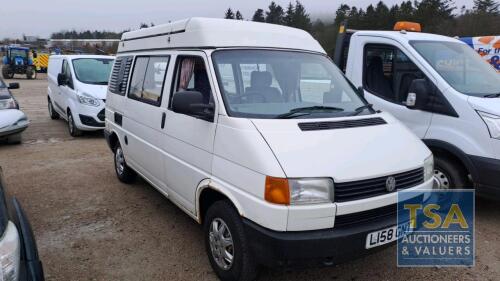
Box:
[198,187,240,224]
[423,139,475,184]
[108,132,119,152]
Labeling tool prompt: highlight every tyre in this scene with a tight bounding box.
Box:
[26,66,36,80]
[114,143,136,183]
[204,200,258,281]
[434,156,469,189]
[48,97,60,120]
[2,65,14,79]
[6,134,22,145]
[67,110,82,137]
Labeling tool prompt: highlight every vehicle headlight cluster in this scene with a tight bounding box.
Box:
[265,176,334,205]
[0,222,20,281]
[77,93,100,107]
[477,111,500,140]
[0,98,18,110]
[424,155,434,182]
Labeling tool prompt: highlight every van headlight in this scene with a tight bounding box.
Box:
[12,116,28,127]
[0,98,18,110]
[424,155,434,182]
[265,177,333,205]
[0,222,20,281]
[77,93,100,107]
[477,111,500,139]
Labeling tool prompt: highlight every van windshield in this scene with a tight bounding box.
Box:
[72,58,114,85]
[212,50,369,119]
[411,41,500,97]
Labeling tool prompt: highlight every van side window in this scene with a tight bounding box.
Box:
[109,56,133,96]
[170,56,213,107]
[128,56,170,105]
[363,44,425,104]
[61,60,74,89]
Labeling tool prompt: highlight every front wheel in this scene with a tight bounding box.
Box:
[204,200,258,281]
[67,111,82,137]
[434,156,469,189]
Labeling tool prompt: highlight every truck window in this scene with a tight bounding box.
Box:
[128,56,170,105]
[170,56,214,107]
[364,44,425,104]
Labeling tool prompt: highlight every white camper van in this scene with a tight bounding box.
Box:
[333,22,500,196]
[104,18,433,280]
[47,55,115,136]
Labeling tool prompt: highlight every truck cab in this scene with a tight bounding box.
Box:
[334,22,500,196]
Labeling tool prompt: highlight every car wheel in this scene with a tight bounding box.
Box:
[6,133,22,145]
[48,97,60,120]
[204,200,258,281]
[114,143,136,183]
[434,156,469,189]
[67,110,82,137]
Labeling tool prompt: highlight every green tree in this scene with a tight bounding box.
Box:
[284,3,295,26]
[266,2,285,24]
[252,9,266,22]
[225,8,235,19]
[473,0,500,14]
[236,11,244,20]
[292,1,312,31]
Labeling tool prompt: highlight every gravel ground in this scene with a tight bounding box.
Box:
[0,74,499,281]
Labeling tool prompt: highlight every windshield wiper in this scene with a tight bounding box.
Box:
[350,104,374,116]
[275,106,344,119]
[484,93,500,98]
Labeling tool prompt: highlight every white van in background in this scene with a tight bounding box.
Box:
[334,22,500,197]
[104,18,434,281]
[47,55,115,136]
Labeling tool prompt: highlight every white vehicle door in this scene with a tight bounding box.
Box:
[48,58,63,113]
[122,55,170,190]
[162,52,217,213]
[355,38,435,138]
[59,59,77,118]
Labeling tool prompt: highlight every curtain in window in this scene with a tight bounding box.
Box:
[179,58,195,90]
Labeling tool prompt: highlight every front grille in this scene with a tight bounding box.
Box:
[298,117,386,131]
[335,204,397,228]
[97,109,105,121]
[335,168,424,202]
[79,114,104,127]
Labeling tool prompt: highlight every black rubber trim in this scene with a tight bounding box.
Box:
[122,29,186,42]
[468,155,500,196]
[12,198,45,281]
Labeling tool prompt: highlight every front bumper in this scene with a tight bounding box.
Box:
[0,125,28,139]
[470,155,500,197]
[243,210,396,267]
[73,104,105,131]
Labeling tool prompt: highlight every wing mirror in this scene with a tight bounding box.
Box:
[8,83,19,90]
[405,79,430,110]
[57,73,67,86]
[172,91,215,121]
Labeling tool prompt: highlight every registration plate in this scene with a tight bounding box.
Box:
[365,222,411,249]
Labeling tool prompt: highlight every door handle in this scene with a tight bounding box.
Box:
[114,112,123,126]
[161,112,166,129]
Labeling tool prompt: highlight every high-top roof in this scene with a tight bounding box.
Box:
[118,18,325,54]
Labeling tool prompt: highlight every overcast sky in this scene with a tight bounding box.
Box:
[0,0,473,39]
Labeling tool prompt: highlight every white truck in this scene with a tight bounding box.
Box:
[334,22,500,196]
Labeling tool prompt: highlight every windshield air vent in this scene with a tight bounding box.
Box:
[298,117,387,131]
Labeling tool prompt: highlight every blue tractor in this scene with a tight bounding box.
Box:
[2,46,37,79]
